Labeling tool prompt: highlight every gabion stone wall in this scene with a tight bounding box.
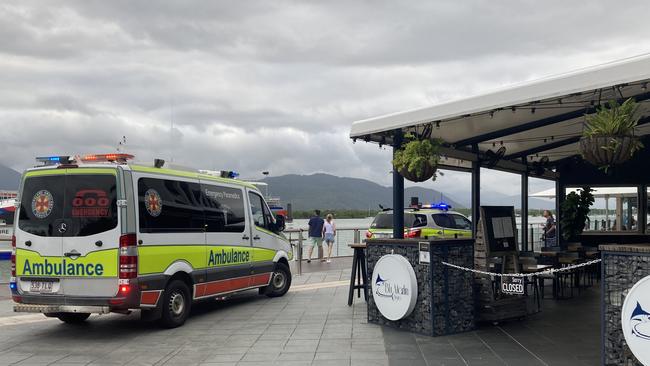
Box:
[366,239,475,337]
[601,245,650,366]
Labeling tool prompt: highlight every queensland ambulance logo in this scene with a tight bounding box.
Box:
[144,189,162,217]
[31,190,54,219]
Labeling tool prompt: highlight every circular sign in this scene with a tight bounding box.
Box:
[371,254,418,321]
[144,189,162,217]
[31,190,54,219]
[622,275,650,364]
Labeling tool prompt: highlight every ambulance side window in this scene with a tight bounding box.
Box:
[138,178,204,233]
[432,213,453,229]
[201,184,246,233]
[248,192,273,231]
[449,214,472,230]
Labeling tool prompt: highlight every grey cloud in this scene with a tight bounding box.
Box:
[1,1,650,193]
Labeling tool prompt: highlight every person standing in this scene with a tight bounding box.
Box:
[322,213,336,263]
[542,210,557,247]
[306,210,325,263]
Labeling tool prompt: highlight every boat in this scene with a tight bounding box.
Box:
[249,182,290,220]
[0,191,17,259]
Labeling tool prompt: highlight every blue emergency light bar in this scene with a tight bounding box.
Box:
[35,156,71,165]
[220,171,240,179]
[422,202,452,210]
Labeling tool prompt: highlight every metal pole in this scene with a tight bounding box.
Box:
[297,229,303,276]
[521,171,528,252]
[393,129,404,239]
[555,179,563,246]
[471,144,481,237]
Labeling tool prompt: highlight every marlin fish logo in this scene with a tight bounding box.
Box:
[374,274,395,300]
[375,274,386,286]
[630,302,650,340]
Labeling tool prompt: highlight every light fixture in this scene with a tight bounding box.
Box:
[435,121,441,129]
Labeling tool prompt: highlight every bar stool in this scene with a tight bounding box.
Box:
[348,243,368,306]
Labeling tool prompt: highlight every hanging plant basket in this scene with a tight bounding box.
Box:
[392,135,442,183]
[399,163,436,182]
[579,135,639,167]
[579,98,644,171]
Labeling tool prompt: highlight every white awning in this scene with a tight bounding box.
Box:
[531,187,639,198]
[350,53,650,173]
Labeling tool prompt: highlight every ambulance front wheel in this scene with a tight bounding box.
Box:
[52,312,91,324]
[264,262,291,297]
[160,280,191,328]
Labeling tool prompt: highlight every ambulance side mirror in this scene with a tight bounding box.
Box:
[274,214,286,232]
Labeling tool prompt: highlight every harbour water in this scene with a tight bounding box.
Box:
[286,216,549,257]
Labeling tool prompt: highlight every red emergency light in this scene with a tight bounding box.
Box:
[81,154,134,163]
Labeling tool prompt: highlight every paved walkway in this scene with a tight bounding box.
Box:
[0,257,601,366]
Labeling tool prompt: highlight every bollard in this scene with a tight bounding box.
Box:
[297,229,303,276]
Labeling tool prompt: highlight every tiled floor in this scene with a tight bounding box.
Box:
[0,258,601,365]
[383,285,601,366]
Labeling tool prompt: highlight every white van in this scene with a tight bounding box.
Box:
[11,154,292,328]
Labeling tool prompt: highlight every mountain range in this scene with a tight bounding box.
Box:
[261,173,554,211]
[260,173,463,211]
[0,164,21,190]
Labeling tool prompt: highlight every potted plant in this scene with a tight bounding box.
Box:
[560,187,594,242]
[579,98,644,172]
[392,134,443,182]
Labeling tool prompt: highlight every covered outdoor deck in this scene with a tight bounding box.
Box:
[350,53,650,248]
[350,54,650,366]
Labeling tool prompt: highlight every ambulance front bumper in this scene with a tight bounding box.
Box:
[14,303,111,314]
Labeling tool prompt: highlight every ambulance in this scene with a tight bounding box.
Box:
[10,154,292,328]
[366,203,472,240]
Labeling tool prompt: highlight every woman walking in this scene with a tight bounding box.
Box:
[322,214,336,263]
[542,210,557,247]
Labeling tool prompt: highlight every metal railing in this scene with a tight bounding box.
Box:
[284,227,364,275]
[284,224,546,275]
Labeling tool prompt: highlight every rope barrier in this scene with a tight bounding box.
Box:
[440,258,602,278]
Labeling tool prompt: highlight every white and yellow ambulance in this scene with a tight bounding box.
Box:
[10,154,292,328]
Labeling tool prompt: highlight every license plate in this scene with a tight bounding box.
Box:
[374,233,392,238]
[29,281,55,293]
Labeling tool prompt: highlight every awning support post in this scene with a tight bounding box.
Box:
[556,179,563,247]
[521,171,529,252]
[393,129,404,239]
[471,144,480,238]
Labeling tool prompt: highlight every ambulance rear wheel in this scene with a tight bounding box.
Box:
[160,280,191,328]
[55,313,90,324]
[265,262,291,297]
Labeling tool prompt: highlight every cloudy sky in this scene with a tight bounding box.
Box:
[2,1,650,201]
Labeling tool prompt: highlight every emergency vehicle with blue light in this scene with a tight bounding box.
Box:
[10,154,292,328]
[366,202,473,240]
